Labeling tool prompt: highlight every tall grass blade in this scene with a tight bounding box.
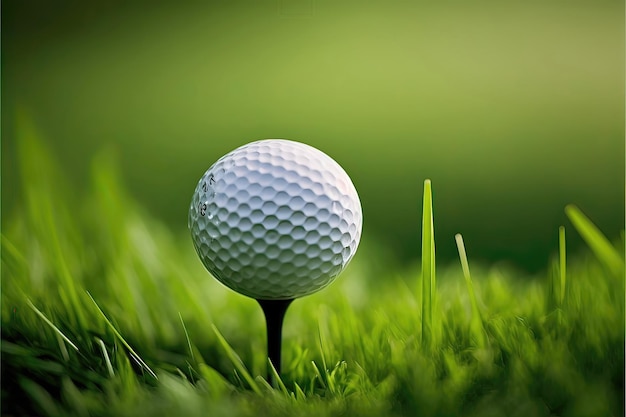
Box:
[293,382,307,400]
[56,333,70,362]
[86,292,158,380]
[179,313,195,363]
[268,360,289,395]
[454,234,486,348]
[317,318,329,372]
[211,323,261,394]
[565,205,624,275]
[96,338,115,378]
[311,361,327,389]
[26,299,79,352]
[558,226,567,306]
[421,179,435,349]
[256,375,274,392]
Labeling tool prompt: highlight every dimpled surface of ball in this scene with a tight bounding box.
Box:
[189,139,362,300]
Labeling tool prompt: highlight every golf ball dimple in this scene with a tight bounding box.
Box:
[189,139,363,300]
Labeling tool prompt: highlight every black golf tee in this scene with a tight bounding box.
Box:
[256,298,294,386]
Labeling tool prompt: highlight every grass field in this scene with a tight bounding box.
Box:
[2,127,624,416]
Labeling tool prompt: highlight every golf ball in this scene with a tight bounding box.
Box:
[189,139,362,300]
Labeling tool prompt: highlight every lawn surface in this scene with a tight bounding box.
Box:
[2,129,624,416]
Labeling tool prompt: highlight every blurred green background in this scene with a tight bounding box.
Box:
[2,0,624,271]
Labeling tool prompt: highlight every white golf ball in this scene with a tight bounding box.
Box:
[188,139,362,300]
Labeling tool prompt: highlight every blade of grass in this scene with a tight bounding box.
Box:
[268,359,289,395]
[454,234,486,349]
[211,323,261,394]
[317,315,329,373]
[256,376,274,392]
[86,292,157,380]
[56,333,70,362]
[96,338,115,378]
[559,226,567,306]
[175,368,189,381]
[421,179,435,349]
[293,382,307,400]
[27,299,79,352]
[565,205,624,275]
[179,312,195,363]
[311,361,327,389]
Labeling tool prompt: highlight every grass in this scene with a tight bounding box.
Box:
[2,126,624,417]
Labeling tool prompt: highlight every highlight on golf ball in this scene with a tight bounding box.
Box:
[188,139,363,300]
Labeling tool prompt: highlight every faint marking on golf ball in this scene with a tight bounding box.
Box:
[189,139,363,300]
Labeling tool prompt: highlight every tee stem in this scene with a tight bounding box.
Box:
[256,298,294,386]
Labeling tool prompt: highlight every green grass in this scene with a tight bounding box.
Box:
[2,127,624,417]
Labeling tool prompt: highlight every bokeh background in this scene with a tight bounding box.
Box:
[2,0,624,272]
